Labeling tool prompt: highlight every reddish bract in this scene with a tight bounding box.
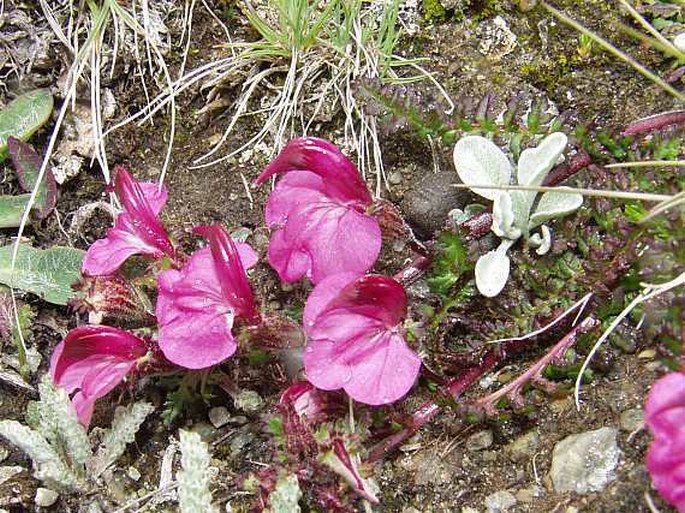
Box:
[303,273,421,405]
[156,225,259,369]
[50,325,148,427]
[255,137,381,284]
[82,166,174,276]
[645,372,685,512]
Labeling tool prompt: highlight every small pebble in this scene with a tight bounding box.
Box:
[466,430,493,452]
[0,447,8,463]
[233,390,264,414]
[0,466,24,485]
[637,349,656,359]
[515,485,544,503]
[505,431,540,462]
[388,171,403,185]
[127,466,141,481]
[485,490,517,512]
[619,408,644,433]
[35,488,59,508]
[209,406,232,429]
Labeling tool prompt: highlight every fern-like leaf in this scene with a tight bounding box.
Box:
[90,401,154,477]
[178,430,216,513]
[36,377,91,474]
[0,420,80,490]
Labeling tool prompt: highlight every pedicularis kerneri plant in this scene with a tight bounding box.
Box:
[453,133,584,297]
[29,135,602,508]
[49,138,418,425]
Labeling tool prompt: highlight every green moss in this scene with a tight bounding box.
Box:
[422,0,447,22]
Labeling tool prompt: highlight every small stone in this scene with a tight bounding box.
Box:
[233,390,264,414]
[461,508,480,513]
[484,490,517,512]
[637,349,656,359]
[619,408,644,433]
[127,466,141,481]
[229,430,255,458]
[565,507,580,513]
[646,361,663,372]
[190,422,216,442]
[388,171,403,185]
[466,430,493,452]
[402,508,421,513]
[35,488,59,508]
[0,466,23,484]
[477,16,518,61]
[505,430,540,462]
[550,427,620,494]
[209,406,232,429]
[0,447,8,463]
[515,485,544,503]
[400,169,470,239]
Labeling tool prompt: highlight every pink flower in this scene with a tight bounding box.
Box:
[82,166,174,276]
[50,325,148,427]
[156,225,259,369]
[303,273,421,405]
[645,372,685,512]
[255,137,381,284]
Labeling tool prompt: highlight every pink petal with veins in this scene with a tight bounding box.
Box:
[156,225,259,369]
[255,139,381,284]
[50,325,147,426]
[82,166,173,276]
[303,274,420,405]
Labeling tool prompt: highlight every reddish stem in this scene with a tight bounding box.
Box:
[621,110,685,136]
[368,312,595,462]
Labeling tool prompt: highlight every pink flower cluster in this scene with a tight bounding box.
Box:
[51,138,422,426]
[52,167,260,425]
[256,138,421,405]
[645,372,685,512]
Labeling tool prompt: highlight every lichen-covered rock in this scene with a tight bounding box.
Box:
[550,427,620,493]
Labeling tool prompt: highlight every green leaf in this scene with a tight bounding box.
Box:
[0,244,85,305]
[0,194,32,228]
[0,89,54,162]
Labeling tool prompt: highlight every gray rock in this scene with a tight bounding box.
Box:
[400,169,469,238]
[619,408,644,433]
[467,430,494,452]
[484,490,517,512]
[35,488,59,508]
[550,427,620,494]
[209,406,232,428]
[505,430,540,462]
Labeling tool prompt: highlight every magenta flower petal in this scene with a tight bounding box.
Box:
[255,138,381,284]
[50,325,147,426]
[255,137,372,204]
[303,274,421,405]
[82,166,173,276]
[645,372,685,511]
[156,225,259,369]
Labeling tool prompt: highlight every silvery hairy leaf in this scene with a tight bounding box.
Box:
[453,136,512,201]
